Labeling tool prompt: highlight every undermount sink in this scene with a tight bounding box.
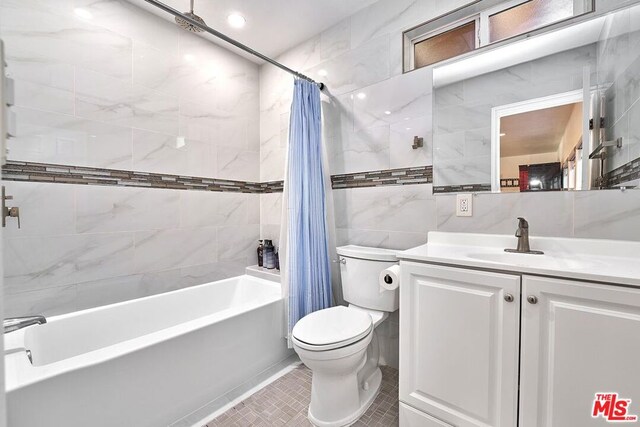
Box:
[465,251,591,270]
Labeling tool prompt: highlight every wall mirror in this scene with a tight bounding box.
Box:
[431,1,640,194]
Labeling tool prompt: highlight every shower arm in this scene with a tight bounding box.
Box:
[143,0,325,90]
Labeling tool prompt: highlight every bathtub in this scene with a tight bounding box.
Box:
[4,274,291,427]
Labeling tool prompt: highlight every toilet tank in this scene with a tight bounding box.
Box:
[336,245,399,312]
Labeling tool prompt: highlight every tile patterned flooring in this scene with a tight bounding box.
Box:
[204,364,399,427]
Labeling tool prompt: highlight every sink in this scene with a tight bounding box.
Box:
[466,251,592,270]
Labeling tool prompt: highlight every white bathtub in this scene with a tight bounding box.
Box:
[4,274,291,427]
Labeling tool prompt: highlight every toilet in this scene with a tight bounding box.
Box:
[291,245,399,427]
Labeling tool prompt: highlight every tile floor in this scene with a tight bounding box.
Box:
[204,364,399,426]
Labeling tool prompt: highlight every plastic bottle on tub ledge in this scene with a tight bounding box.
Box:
[257,240,264,267]
[264,239,276,269]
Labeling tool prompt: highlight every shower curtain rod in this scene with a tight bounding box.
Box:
[143,0,325,90]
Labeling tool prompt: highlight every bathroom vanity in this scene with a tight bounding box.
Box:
[397,232,640,427]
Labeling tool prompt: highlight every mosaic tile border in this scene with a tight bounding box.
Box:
[331,166,432,189]
[1,162,434,193]
[2,161,265,193]
[258,180,285,193]
[604,156,640,188]
[433,183,492,193]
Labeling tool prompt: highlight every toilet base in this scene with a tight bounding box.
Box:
[307,367,382,427]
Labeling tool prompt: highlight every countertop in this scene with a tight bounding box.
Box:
[397,232,640,287]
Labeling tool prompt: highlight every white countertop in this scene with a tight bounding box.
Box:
[397,232,640,287]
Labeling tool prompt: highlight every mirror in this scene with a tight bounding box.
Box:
[432,1,640,194]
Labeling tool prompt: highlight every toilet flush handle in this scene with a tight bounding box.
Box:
[332,258,346,264]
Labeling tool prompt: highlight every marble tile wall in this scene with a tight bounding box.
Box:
[1,0,261,316]
[1,0,260,179]
[3,180,259,317]
[599,5,640,176]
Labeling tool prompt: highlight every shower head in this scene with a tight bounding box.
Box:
[175,0,206,32]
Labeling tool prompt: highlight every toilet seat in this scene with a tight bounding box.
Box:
[292,306,373,351]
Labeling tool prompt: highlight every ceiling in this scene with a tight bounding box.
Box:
[500,103,580,157]
[132,0,379,61]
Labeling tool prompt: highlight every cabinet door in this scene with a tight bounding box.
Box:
[400,262,520,427]
[520,276,640,427]
[400,403,454,427]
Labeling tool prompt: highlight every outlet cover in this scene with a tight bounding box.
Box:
[456,193,473,217]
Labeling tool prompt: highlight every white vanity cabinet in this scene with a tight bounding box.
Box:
[399,261,640,427]
[399,262,521,427]
[519,276,640,427]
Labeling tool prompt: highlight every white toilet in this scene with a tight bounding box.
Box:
[291,245,399,427]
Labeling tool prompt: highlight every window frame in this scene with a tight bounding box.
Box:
[404,0,594,72]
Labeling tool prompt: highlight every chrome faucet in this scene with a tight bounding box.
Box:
[505,217,544,255]
[3,316,47,334]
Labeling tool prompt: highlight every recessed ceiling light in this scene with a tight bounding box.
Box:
[384,110,392,115]
[184,54,196,62]
[74,8,92,19]
[227,13,246,28]
[356,92,367,100]
[318,69,328,77]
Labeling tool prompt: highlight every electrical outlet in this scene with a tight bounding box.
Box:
[456,193,473,217]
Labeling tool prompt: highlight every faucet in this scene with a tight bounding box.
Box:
[3,316,47,334]
[505,217,544,255]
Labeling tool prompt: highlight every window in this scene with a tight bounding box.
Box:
[485,0,575,44]
[403,0,593,72]
[413,20,478,68]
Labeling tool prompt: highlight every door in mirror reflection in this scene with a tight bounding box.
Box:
[493,91,584,192]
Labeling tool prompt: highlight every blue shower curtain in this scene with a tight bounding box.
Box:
[285,79,333,334]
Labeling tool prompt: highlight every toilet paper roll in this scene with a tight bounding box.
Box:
[379,264,401,292]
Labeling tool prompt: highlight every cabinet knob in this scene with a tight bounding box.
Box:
[504,293,514,303]
[527,295,538,304]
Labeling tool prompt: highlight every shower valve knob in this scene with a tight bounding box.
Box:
[7,206,20,228]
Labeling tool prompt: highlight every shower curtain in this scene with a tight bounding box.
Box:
[279,79,335,341]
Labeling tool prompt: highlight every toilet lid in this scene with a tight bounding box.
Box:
[292,306,373,349]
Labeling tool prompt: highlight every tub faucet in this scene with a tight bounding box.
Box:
[3,316,47,334]
[505,217,544,255]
